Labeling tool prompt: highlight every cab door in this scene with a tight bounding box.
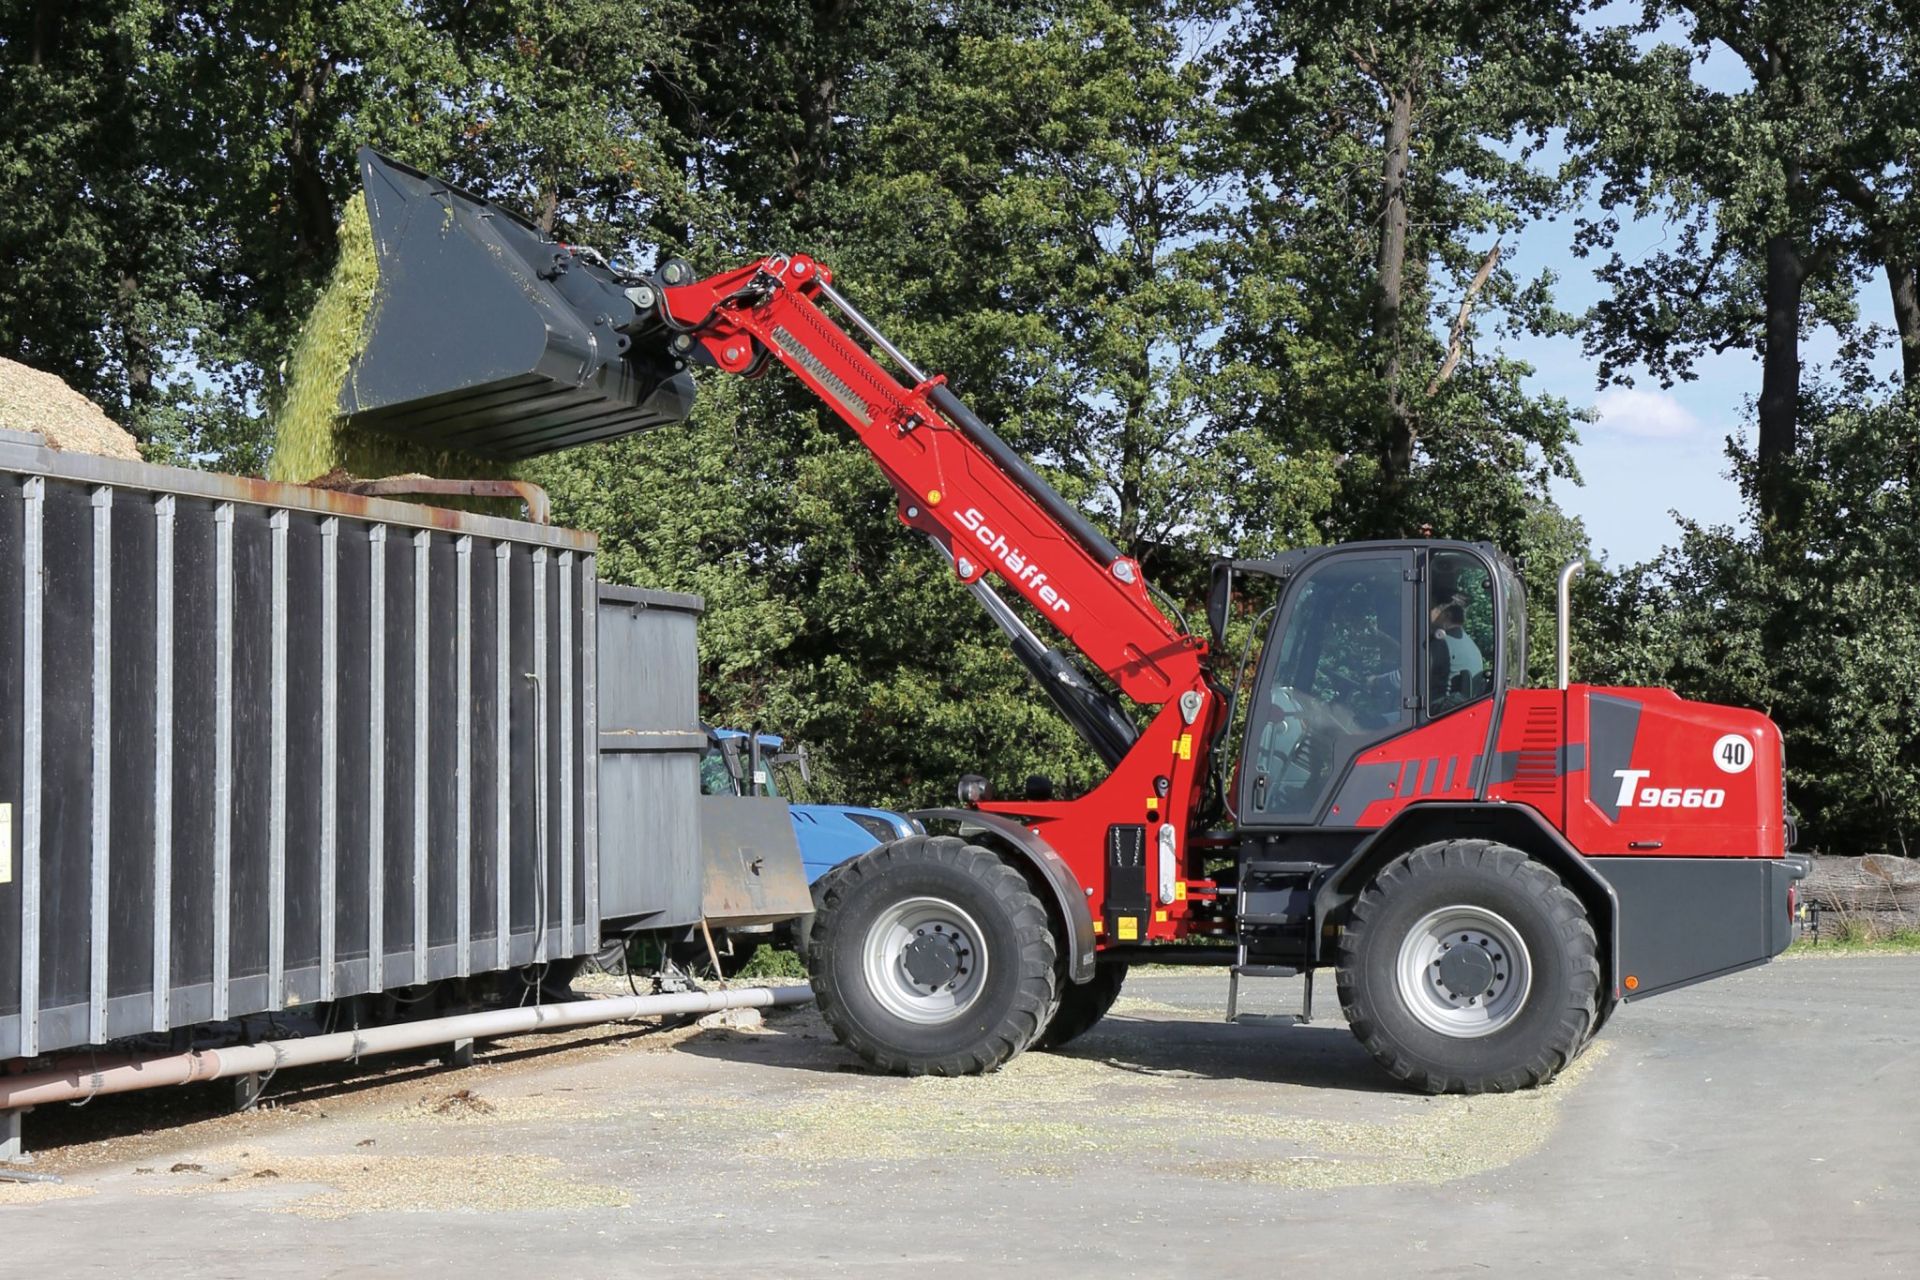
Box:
[1238,550,1418,825]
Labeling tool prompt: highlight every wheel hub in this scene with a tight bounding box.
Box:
[861,896,989,1025]
[1394,905,1533,1039]
[1435,941,1496,1000]
[902,929,964,988]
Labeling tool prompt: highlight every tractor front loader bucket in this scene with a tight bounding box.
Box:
[340,148,696,460]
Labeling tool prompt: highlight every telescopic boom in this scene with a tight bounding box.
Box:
[648,254,1209,712]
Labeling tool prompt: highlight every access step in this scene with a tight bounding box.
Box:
[1240,860,1323,878]
[1226,964,1315,1025]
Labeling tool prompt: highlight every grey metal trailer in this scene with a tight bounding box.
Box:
[594,582,707,931]
[596,584,813,948]
[0,429,725,1064]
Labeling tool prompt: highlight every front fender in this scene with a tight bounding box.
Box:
[909,808,1097,984]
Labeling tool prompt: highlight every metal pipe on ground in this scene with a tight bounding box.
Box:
[0,985,811,1112]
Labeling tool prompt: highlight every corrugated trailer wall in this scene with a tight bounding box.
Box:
[0,430,597,1060]
[595,584,705,931]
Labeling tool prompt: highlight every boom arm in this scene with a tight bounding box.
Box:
[653,255,1208,712]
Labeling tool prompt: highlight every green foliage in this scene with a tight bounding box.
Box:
[0,2,248,460]
[1212,0,1588,546]
[14,0,1912,849]
[733,944,809,981]
[268,192,377,483]
[1580,392,1920,852]
[1568,5,1870,382]
[1791,923,1920,953]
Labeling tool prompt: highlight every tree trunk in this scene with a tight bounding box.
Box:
[1755,225,1804,515]
[31,6,54,66]
[1374,82,1415,513]
[116,272,152,407]
[1886,253,1920,387]
[792,0,851,207]
[285,60,338,277]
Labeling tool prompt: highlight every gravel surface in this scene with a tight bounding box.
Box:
[4,959,1915,1276]
[0,357,141,460]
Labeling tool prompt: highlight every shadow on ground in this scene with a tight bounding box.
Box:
[670,1000,1402,1094]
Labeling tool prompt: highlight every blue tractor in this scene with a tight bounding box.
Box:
[701,728,920,880]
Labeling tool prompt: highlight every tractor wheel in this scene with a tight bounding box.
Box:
[808,836,1058,1076]
[1336,839,1600,1094]
[1035,962,1127,1051]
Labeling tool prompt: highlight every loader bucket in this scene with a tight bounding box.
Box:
[339,148,696,460]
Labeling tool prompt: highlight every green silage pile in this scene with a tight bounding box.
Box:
[268,192,517,492]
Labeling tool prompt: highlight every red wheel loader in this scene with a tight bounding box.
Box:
[340,151,1807,1092]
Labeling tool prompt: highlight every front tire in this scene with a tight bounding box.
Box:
[808,836,1058,1075]
[1336,839,1599,1094]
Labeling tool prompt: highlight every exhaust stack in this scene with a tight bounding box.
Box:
[1556,558,1585,689]
[340,148,696,460]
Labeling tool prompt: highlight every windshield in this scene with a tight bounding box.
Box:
[1243,552,1414,822]
[699,746,737,796]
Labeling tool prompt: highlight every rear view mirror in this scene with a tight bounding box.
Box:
[1206,562,1233,648]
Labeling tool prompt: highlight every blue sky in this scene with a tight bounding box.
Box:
[1517,215,1896,568]
[1501,14,1901,567]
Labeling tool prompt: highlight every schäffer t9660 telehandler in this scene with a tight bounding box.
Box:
[339,151,1806,1092]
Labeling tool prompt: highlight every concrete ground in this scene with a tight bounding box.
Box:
[4,953,1916,1278]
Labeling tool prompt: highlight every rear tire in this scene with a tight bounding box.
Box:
[1035,962,1127,1051]
[1336,839,1599,1094]
[808,836,1057,1075]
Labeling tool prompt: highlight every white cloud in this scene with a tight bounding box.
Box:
[1591,386,1702,439]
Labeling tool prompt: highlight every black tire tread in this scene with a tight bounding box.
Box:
[1336,839,1601,1094]
[808,835,1058,1076]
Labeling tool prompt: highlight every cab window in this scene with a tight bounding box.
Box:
[1426,550,1496,717]
[1502,563,1527,687]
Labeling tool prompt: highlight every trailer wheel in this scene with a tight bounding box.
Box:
[1336,839,1599,1094]
[1035,962,1127,1051]
[808,836,1057,1075]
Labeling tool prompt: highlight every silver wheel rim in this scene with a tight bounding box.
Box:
[1395,905,1532,1038]
[861,896,989,1025]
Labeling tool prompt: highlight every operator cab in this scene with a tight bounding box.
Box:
[700,727,809,798]
[1212,540,1524,830]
